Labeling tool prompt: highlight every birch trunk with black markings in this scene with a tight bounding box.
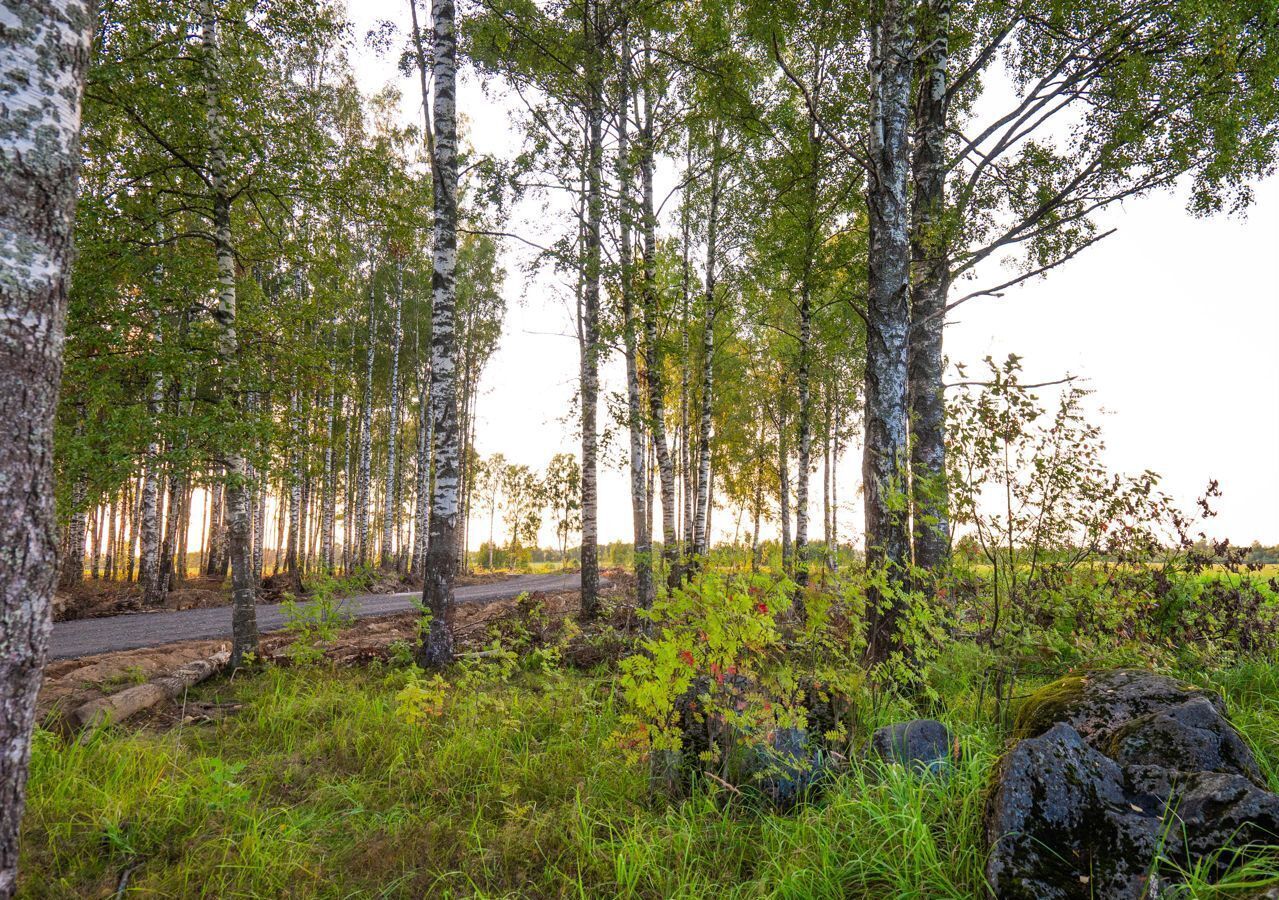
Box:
[862,0,916,666]
[201,0,258,668]
[382,258,404,569]
[0,1,94,891]
[417,0,462,666]
[908,0,952,576]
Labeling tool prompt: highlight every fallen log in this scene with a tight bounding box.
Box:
[66,650,231,732]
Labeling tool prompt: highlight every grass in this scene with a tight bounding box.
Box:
[19,652,1279,898]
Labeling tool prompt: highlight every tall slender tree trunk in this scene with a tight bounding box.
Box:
[750,417,765,572]
[88,503,102,580]
[616,27,653,609]
[139,394,163,603]
[125,476,138,582]
[60,480,86,587]
[205,474,225,577]
[679,138,694,557]
[104,498,117,579]
[575,1,604,619]
[285,389,301,573]
[0,4,93,891]
[355,262,376,568]
[693,142,720,559]
[412,369,431,576]
[202,0,258,667]
[862,0,916,666]
[639,48,677,587]
[382,259,404,568]
[321,349,337,571]
[415,0,462,667]
[160,459,181,591]
[250,401,266,586]
[779,400,792,574]
[908,0,952,575]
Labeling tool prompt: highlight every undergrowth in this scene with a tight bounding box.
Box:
[19,646,1279,898]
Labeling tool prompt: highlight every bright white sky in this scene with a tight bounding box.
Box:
[346,2,1279,549]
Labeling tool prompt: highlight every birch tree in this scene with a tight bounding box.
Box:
[416,0,463,668]
[0,1,94,891]
[861,0,916,666]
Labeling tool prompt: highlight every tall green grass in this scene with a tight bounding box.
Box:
[19,653,1279,897]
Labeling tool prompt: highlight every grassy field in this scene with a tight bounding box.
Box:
[19,648,1279,898]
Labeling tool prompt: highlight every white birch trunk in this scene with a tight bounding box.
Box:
[693,142,720,559]
[639,50,677,586]
[615,27,653,609]
[382,259,404,568]
[202,0,258,667]
[355,264,376,568]
[0,2,93,889]
[416,0,462,666]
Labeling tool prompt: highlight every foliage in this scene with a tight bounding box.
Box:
[279,573,356,666]
[20,650,1279,897]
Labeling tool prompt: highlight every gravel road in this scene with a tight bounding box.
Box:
[49,572,582,659]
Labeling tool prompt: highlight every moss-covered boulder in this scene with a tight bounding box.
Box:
[986,722,1163,899]
[987,669,1279,898]
[1012,668,1226,746]
[1108,696,1264,785]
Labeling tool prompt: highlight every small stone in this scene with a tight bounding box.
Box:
[868,719,954,776]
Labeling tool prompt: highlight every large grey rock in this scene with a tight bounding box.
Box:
[653,675,827,809]
[986,723,1163,900]
[749,726,827,810]
[1108,696,1264,785]
[868,719,954,776]
[987,669,1279,898]
[1013,668,1226,747]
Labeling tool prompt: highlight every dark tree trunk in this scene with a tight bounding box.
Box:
[0,3,94,892]
[862,0,916,667]
[908,0,952,576]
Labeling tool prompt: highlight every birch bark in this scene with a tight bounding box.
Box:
[381,258,404,568]
[202,0,258,667]
[355,262,376,567]
[862,0,916,666]
[576,0,603,618]
[417,0,462,666]
[908,0,952,575]
[692,142,720,559]
[616,29,653,609]
[0,1,94,890]
[639,49,677,586]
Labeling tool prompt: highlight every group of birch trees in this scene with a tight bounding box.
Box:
[53,0,506,623]
[470,0,1279,666]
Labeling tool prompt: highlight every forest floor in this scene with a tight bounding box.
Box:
[19,598,1279,897]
